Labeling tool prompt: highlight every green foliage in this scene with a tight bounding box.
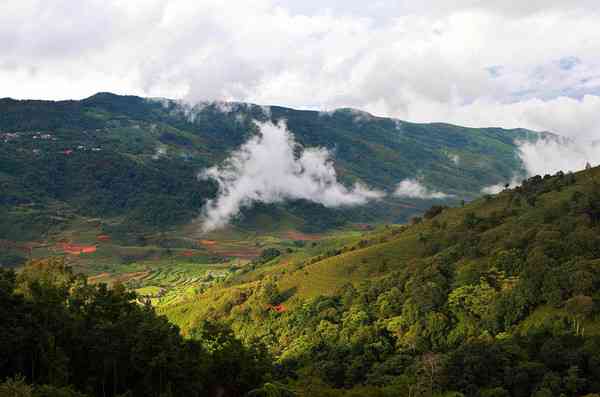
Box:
[158,166,600,396]
[1,92,543,239]
[424,205,447,219]
[246,382,295,397]
[0,376,34,397]
[5,93,600,396]
[0,260,273,397]
[255,248,282,265]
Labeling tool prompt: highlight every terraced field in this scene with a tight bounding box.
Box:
[5,206,394,327]
[157,225,409,332]
[87,259,232,305]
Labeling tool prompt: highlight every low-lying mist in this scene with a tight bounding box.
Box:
[196,113,599,232]
[518,138,599,176]
[394,179,452,199]
[199,122,384,232]
[482,137,599,193]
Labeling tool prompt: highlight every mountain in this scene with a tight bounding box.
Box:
[0,92,545,244]
[158,165,600,396]
[2,164,599,397]
[2,90,600,396]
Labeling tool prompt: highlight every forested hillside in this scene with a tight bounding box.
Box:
[0,93,542,244]
[6,93,593,397]
[3,165,600,396]
[157,166,600,396]
[0,259,275,397]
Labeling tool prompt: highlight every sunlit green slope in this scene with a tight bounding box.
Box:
[158,165,600,395]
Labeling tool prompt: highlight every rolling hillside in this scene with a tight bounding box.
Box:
[2,92,600,395]
[157,165,600,396]
[0,92,545,247]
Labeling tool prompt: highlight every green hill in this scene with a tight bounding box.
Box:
[2,90,600,396]
[1,92,545,245]
[158,165,600,396]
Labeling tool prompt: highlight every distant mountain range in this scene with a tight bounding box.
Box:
[0,92,548,241]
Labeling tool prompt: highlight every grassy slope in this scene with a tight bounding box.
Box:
[158,166,600,336]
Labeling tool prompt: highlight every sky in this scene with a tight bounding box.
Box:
[2,0,600,139]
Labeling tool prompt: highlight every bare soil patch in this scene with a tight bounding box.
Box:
[284,230,322,241]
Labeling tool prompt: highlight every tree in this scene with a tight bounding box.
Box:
[246,382,295,397]
[190,321,272,396]
[565,295,593,336]
[0,262,272,397]
[564,365,586,396]
[0,376,33,397]
[424,205,446,219]
[419,352,442,397]
[258,278,282,305]
[448,281,497,321]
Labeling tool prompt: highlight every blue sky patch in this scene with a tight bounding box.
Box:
[559,56,581,70]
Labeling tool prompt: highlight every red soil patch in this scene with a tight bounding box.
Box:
[58,243,97,255]
[268,304,287,313]
[97,235,111,242]
[180,250,196,257]
[199,239,217,246]
[285,230,322,241]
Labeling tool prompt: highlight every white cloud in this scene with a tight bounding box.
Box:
[199,121,383,232]
[481,176,523,195]
[3,1,600,141]
[481,136,599,194]
[152,145,167,160]
[517,138,599,176]
[425,95,600,141]
[394,179,451,199]
[481,184,504,195]
[448,153,460,166]
[154,98,261,124]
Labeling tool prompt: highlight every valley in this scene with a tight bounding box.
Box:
[3,3,600,396]
[2,93,600,397]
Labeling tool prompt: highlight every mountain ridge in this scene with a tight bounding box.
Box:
[0,92,548,243]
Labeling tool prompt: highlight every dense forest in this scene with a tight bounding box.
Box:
[0,258,277,397]
[157,166,600,396]
[4,167,600,396]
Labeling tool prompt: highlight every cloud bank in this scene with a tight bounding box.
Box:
[481,137,599,194]
[517,138,599,176]
[199,121,383,232]
[394,179,451,199]
[481,176,523,195]
[3,1,600,141]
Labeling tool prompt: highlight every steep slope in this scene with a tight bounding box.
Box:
[1,92,543,242]
[159,166,600,396]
